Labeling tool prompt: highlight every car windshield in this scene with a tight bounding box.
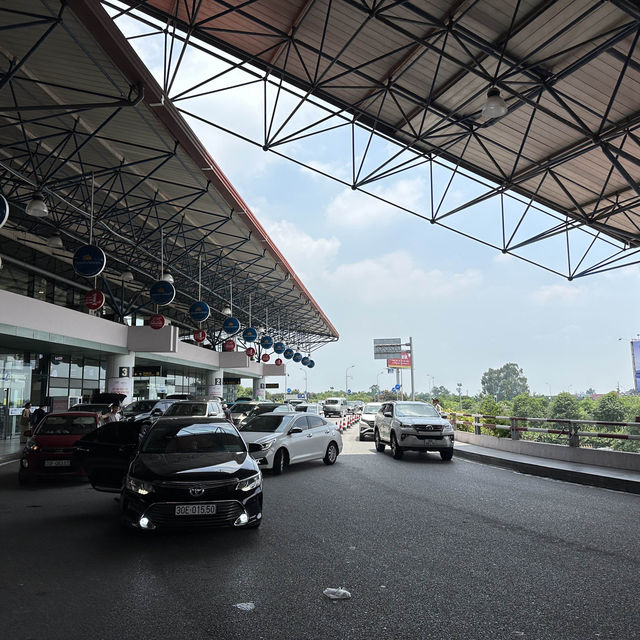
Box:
[363,404,382,413]
[37,415,97,435]
[325,400,339,405]
[239,414,294,433]
[231,403,256,413]
[163,402,207,417]
[295,405,309,412]
[142,423,246,454]
[395,403,440,418]
[247,405,284,417]
[123,400,157,414]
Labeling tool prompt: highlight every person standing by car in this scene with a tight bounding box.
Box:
[223,403,232,423]
[432,398,443,415]
[101,403,121,424]
[20,402,32,442]
[30,404,46,428]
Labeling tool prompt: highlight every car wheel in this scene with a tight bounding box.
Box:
[374,430,385,452]
[440,448,454,461]
[272,448,286,475]
[391,433,403,459]
[323,441,339,465]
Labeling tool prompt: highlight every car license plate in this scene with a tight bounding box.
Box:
[44,459,71,467]
[175,504,216,516]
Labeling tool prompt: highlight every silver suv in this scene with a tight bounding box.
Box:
[374,401,454,461]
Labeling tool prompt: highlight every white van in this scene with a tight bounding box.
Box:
[323,397,347,418]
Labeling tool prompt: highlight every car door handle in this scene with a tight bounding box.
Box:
[306,434,313,438]
[325,430,330,434]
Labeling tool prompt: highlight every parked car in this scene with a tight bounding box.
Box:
[239,403,293,426]
[19,412,100,484]
[234,396,253,402]
[374,401,454,460]
[294,403,322,414]
[68,403,111,415]
[122,399,175,428]
[359,402,383,440]
[74,417,263,530]
[165,393,194,400]
[239,412,342,474]
[346,400,360,414]
[160,399,224,419]
[229,401,262,426]
[322,397,347,418]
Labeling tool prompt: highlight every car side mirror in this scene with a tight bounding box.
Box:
[383,411,393,417]
[151,409,163,416]
[247,442,263,453]
[24,429,33,438]
[288,426,303,434]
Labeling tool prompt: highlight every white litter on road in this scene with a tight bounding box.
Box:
[233,602,255,611]
[323,587,352,600]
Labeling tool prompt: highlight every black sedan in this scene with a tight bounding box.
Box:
[74,417,264,530]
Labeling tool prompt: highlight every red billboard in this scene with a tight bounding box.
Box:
[387,352,411,369]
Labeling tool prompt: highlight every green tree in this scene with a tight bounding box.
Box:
[548,392,580,420]
[481,363,529,401]
[594,392,625,423]
[512,393,546,419]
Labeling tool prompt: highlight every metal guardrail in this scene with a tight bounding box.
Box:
[449,413,640,447]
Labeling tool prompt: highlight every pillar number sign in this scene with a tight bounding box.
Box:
[261,353,270,362]
[194,329,207,343]
[84,289,105,310]
[149,314,166,330]
[245,347,256,358]
[275,358,283,366]
[223,339,236,351]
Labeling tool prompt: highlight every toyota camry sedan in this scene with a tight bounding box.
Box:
[239,412,342,474]
[74,417,264,530]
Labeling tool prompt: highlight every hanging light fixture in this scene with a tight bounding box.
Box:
[26,191,48,217]
[482,88,508,119]
[46,233,64,249]
[121,270,134,282]
[163,272,174,284]
[222,306,232,316]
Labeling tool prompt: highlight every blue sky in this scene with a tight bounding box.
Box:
[114,11,640,398]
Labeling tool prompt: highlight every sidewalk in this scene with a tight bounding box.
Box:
[454,441,640,494]
[0,437,22,464]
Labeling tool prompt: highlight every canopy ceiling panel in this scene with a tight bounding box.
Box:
[110,0,640,278]
[0,0,338,351]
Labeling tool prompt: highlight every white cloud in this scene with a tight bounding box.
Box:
[261,218,340,279]
[329,251,482,301]
[531,283,582,304]
[326,177,427,228]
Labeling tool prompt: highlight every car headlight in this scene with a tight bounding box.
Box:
[237,472,262,492]
[442,423,454,433]
[125,476,154,495]
[25,440,40,452]
[259,439,275,450]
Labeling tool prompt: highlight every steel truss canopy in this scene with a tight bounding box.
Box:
[110,0,640,280]
[0,0,338,352]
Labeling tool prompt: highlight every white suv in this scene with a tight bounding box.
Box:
[374,401,454,460]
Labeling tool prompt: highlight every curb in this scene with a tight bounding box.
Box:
[454,447,640,494]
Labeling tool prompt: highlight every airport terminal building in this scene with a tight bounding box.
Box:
[0,0,338,438]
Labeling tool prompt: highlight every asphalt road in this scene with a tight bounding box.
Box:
[1,423,639,640]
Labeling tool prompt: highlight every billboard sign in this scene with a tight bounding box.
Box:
[387,352,411,369]
[373,338,402,360]
[632,340,640,392]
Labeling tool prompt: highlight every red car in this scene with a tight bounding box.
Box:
[18,412,100,484]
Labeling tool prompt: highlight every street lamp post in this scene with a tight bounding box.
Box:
[345,365,355,396]
[376,370,386,399]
